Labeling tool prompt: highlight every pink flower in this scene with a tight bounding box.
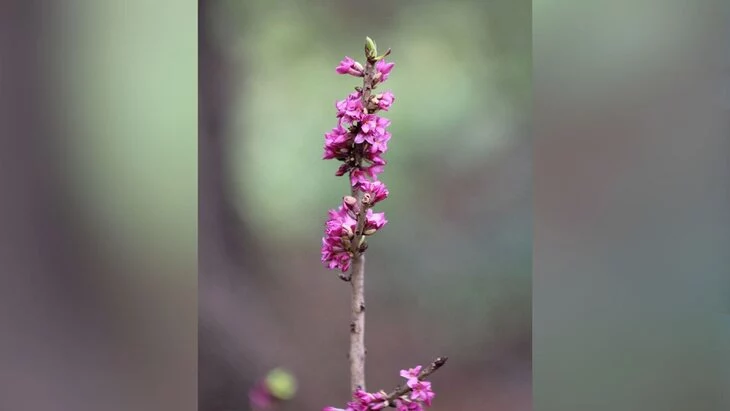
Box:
[346,401,367,411]
[395,399,423,411]
[364,152,386,167]
[350,168,369,188]
[408,381,435,406]
[350,388,389,410]
[321,202,358,272]
[336,91,364,125]
[368,131,391,155]
[375,91,395,111]
[360,180,389,205]
[321,238,351,272]
[359,115,390,137]
[323,125,352,160]
[365,209,387,232]
[324,367,437,411]
[370,399,390,410]
[349,165,385,188]
[375,59,395,83]
[355,114,390,145]
[352,387,373,403]
[336,56,365,77]
[364,163,386,180]
[399,366,422,383]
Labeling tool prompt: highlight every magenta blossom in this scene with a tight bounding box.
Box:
[394,399,423,411]
[355,114,390,145]
[339,160,385,181]
[323,125,352,160]
[320,202,387,272]
[349,168,369,188]
[408,380,435,406]
[364,209,387,232]
[321,202,358,272]
[374,91,395,111]
[336,56,365,77]
[399,366,422,383]
[348,164,385,187]
[349,388,389,411]
[368,131,391,155]
[324,362,439,411]
[322,45,393,276]
[336,91,364,125]
[374,59,395,83]
[359,180,389,205]
[324,54,394,190]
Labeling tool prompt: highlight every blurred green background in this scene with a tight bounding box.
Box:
[199,0,531,410]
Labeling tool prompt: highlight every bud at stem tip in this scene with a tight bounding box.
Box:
[365,36,377,60]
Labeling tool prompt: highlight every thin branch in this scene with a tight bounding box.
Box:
[385,357,448,406]
[348,254,366,391]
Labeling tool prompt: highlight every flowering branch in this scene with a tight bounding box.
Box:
[384,357,448,406]
[343,38,391,392]
[321,37,445,411]
[323,37,393,392]
[323,359,446,411]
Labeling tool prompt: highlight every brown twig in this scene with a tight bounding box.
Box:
[385,357,448,406]
[348,254,366,391]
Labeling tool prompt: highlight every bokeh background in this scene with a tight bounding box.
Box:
[199,0,531,410]
[0,1,196,410]
[6,1,726,411]
[534,1,730,410]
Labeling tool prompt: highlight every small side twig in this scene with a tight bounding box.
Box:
[385,357,448,406]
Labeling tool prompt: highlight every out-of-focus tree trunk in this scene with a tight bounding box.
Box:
[198,1,292,409]
[0,1,122,410]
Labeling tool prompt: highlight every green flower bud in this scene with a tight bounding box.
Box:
[265,368,297,401]
[365,36,377,60]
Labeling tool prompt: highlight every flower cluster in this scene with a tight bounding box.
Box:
[321,50,395,272]
[323,365,436,411]
[321,197,387,272]
[398,366,436,407]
